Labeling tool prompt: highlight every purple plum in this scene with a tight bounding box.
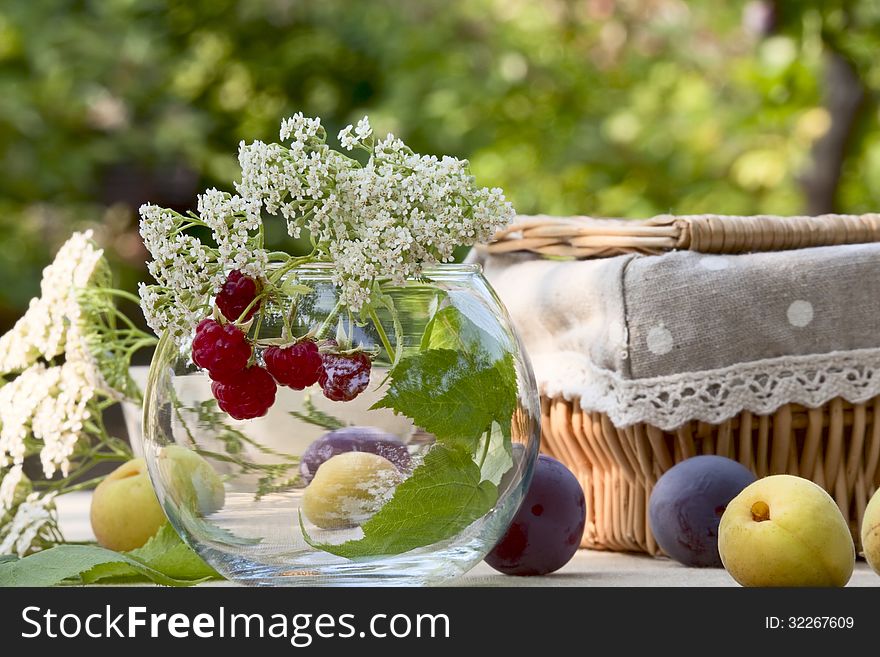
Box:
[486,454,586,576]
[301,426,411,483]
[648,455,756,567]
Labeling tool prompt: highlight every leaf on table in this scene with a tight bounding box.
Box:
[82,523,220,583]
[0,542,216,588]
[302,444,498,558]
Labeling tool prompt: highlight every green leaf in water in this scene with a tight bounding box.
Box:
[420,303,504,363]
[288,394,348,431]
[302,445,497,558]
[477,425,514,486]
[307,302,519,559]
[372,349,517,453]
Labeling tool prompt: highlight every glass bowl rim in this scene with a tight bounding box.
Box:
[275,261,483,278]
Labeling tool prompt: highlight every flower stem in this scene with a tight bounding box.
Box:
[268,251,320,284]
[368,307,395,364]
[53,475,110,495]
[315,298,345,340]
[376,285,404,367]
[124,338,159,358]
[249,310,265,366]
[235,292,267,324]
[92,288,143,306]
[477,425,493,469]
[282,298,296,341]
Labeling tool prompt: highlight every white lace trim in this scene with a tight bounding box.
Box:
[536,348,880,431]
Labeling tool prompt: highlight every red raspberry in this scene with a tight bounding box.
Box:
[211,366,277,420]
[216,270,261,321]
[264,340,324,390]
[319,352,372,402]
[192,318,252,380]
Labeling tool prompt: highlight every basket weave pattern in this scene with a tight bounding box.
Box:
[541,397,880,552]
[488,213,880,258]
[489,214,880,553]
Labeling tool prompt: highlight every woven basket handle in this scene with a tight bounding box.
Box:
[486,213,880,258]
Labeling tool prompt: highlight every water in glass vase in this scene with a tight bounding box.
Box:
[141,264,540,586]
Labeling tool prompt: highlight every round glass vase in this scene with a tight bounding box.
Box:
[140,263,540,586]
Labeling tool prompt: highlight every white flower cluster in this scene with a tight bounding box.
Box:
[0,361,95,494]
[138,190,268,343]
[238,114,515,311]
[0,231,110,554]
[0,492,57,557]
[236,114,347,239]
[0,231,104,373]
[140,111,514,332]
[199,188,267,279]
[0,361,95,550]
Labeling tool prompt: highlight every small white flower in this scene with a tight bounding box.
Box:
[338,125,357,150]
[0,492,57,557]
[0,231,104,374]
[0,464,23,511]
[279,112,322,144]
[34,361,95,479]
[0,364,52,470]
[355,116,372,141]
[338,116,372,151]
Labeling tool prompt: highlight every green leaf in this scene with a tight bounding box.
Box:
[420,304,466,351]
[0,547,212,587]
[0,524,221,587]
[477,426,514,486]
[288,394,348,430]
[419,302,504,363]
[302,445,498,558]
[82,524,219,583]
[277,280,313,297]
[174,506,263,547]
[372,349,517,453]
[307,302,519,559]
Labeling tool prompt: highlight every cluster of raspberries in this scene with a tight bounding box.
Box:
[192,271,371,420]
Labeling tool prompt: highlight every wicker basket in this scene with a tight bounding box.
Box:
[485,213,880,554]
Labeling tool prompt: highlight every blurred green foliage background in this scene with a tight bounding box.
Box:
[1,0,879,332]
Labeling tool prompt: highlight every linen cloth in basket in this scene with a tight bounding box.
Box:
[470,218,880,554]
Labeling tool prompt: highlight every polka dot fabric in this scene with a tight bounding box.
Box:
[787,300,814,327]
[623,245,880,380]
[475,241,880,430]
